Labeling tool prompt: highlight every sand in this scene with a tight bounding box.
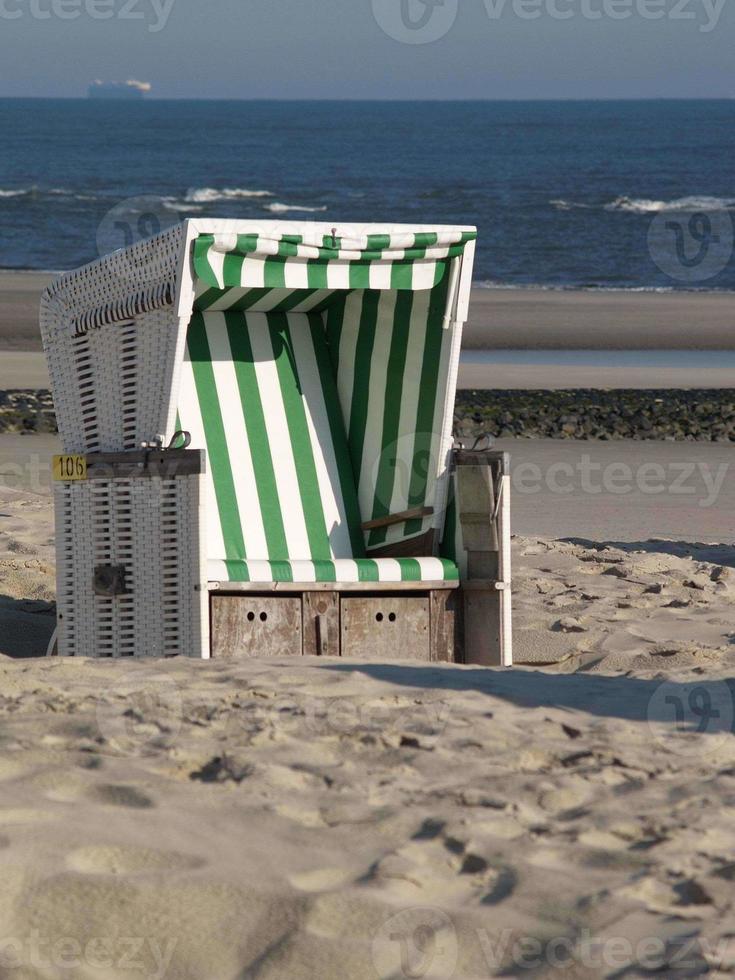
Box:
[4,272,734,390]
[1,430,734,977]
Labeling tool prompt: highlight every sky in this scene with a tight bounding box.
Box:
[0,0,732,99]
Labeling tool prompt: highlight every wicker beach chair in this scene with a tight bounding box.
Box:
[41,220,511,663]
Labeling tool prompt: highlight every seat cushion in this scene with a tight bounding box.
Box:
[208,557,459,584]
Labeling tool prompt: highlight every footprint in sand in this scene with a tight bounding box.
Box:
[67,844,204,876]
[85,784,154,809]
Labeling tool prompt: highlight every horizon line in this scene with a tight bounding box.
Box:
[1,95,734,103]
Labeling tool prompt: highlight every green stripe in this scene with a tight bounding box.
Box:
[192,235,218,287]
[357,559,380,582]
[223,559,250,582]
[268,560,294,583]
[308,312,366,558]
[222,251,246,290]
[397,559,422,582]
[349,261,371,290]
[227,288,275,312]
[270,288,321,312]
[439,557,460,581]
[226,312,289,561]
[268,313,332,561]
[186,312,246,560]
[306,258,329,289]
[325,291,348,375]
[194,286,226,310]
[347,291,380,480]
[367,234,391,251]
[391,260,415,290]
[313,560,337,583]
[405,273,451,537]
[367,289,413,549]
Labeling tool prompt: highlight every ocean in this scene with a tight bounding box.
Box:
[2,98,734,289]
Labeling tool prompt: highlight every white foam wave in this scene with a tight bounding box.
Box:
[552,195,735,214]
[265,202,328,214]
[0,188,31,198]
[184,187,274,203]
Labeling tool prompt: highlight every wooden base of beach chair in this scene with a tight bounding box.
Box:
[209,588,461,662]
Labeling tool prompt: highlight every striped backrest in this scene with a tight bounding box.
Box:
[177,310,365,566]
[325,276,456,555]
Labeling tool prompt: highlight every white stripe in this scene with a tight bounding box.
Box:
[413,557,448,580]
[288,289,335,312]
[357,290,396,521]
[289,560,318,582]
[245,560,277,582]
[204,313,269,560]
[205,287,250,311]
[206,246,227,289]
[287,314,355,559]
[325,261,351,290]
[282,259,309,289]
[206,559,230,582]
[374,558,402,582]
[239,256,266,288]
[412,260,439,291]
[178,345,226,562]
[332,559,360,582]
[244,287,291,311]
[368,261,393,291]
[246,314,312,559]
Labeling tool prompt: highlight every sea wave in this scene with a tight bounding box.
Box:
[265,202,327,213]
[551,195,735,214]
[184,187,274,203]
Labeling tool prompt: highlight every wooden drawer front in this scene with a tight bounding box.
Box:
[341,597,430,661]
[211,596,302,658]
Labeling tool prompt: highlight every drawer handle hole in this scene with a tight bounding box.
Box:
[375,612,383,622]
[260,611,268,622]
[388,612,397,622]
[247,611,255,622]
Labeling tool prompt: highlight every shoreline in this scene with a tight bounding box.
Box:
[3,271,735,353]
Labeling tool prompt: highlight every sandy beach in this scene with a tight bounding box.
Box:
[1,271,734,976]
[1,434,734,976]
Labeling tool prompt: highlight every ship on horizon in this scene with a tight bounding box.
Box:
[88,80,151,101]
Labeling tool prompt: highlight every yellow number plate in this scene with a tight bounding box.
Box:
[53,454,87,482]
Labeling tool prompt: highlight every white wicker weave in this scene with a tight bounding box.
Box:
[54,471,207,658]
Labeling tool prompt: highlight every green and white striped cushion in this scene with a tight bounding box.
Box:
[208,558,459,584]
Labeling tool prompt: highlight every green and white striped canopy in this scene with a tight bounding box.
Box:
[193,230,476,293]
